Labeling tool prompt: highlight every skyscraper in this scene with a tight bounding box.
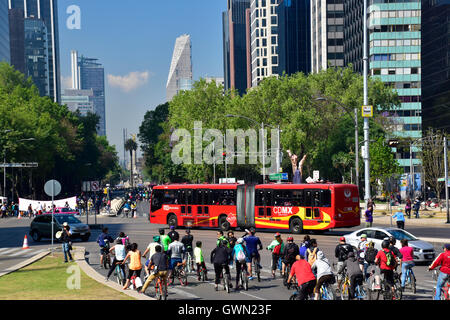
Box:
[311,0,345,73]
[222,0,251,95]
[167,34,193,101]
[8,0,60,103]
[61,88,95,116]
[0,0,10,63]
[71,50,107,136]
[421,0,450,134]
[278,0,311,75]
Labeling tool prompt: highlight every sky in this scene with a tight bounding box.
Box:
[57,0,227,161]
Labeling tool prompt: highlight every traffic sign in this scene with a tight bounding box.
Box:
[0,163,38,168]
[44,180,61,197]
[269,173,288,181]
[362,105,373,118]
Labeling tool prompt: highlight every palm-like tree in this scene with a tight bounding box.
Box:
[125,138,138,188]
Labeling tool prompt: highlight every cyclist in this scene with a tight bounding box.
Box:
[357,234,369,272]
[106,238,127,282]
[194,241,208,281]
[227,231,237,250]
[428,244,450,300]
[181,229,194,269]
[283,237,299,277]
[335,237,354,291]
[231,238,250,290]
[116,232,130,247]
[121,243,143,290]
[123,200,131,218]
[211,239,232,291]
[267,233,284,279]
[375,240,397,297]
[130,201,137,218]
[364,241,380,287]
[306,239,319,263]
[310,250,334,300]
[167,233,185,283]
[287,254,316,300]
[140,245,169,295]
[299,235,311,259]
[399,239,415,291]
[97,227,114,268]
[168,225,179,242]
[244,228,263,280]
[343,252,364,300]
[216,230,230,248]
[159,228,172,252]
[142,236,161,277]
[389,236,403,261]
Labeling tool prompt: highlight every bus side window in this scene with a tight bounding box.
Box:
[313,191,321,207]
[304,190,313,207]
[322,190,331,207]
[256,190,264,206]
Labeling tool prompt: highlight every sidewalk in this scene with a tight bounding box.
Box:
[72,246,154,301]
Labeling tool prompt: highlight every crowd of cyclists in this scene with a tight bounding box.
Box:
[94,226,450,301]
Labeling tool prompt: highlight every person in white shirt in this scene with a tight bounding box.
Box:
[310,251,334,300]
[142,236,161,277]
[106,239,127,282]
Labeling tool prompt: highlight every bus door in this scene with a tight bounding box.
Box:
[255,188,273,227]
[195,189,211,227]
[178,189,194,227]
[304,189,331,222]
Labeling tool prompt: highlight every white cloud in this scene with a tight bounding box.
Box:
[107,71,150,93]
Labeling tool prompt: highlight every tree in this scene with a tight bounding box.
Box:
[124,138,138,187]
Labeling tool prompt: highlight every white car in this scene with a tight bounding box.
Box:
[343,227,436,263]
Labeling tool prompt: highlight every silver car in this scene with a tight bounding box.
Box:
[343,227,436,263]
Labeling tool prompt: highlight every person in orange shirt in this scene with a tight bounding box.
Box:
[122,243,143,290]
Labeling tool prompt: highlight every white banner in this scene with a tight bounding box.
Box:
[18,197,77,212]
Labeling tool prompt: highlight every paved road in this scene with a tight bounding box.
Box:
[1,202,448,300]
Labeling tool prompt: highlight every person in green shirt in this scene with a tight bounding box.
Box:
[159,228,172,252]
[267,233,285,279]
[216,230,230,248]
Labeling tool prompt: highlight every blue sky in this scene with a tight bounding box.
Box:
[58,0,227,160]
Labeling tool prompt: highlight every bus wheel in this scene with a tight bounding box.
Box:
[219,216,230,231]
[167,214,178,228]
[289,218,303,234]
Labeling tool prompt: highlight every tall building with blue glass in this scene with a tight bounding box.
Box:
[0,0,10,63]
[8,0,60,103]
[71,51,106,137]
[368,0,422,174]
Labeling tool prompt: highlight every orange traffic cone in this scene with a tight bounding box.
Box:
[17,212,22,219]
[22,235,30,250]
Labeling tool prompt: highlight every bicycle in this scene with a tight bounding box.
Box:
[371,273,402,300]
[185,250,194,274]
[154,274,168,300]
[237,262,249,291]
[287,279,314,300]
[401,264,416,294]
[431,269,450,300]
[251,252,261,282]
[319,280,336,300]
[338,273,366,300]
[101,241,111,269]
[283,263,292,287]
[220,266,232,293]
[170,261,188,286]
[114,262,126,286]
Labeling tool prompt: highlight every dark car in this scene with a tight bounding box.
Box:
[30,214,91,242]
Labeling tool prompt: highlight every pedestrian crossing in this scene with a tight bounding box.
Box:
[0,247,46,259]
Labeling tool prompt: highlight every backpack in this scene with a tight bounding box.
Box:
[273,243,282,255]
[299,245,308,258]
[384,250,396,267]
[339,245,350,261]
[286,244,298,259]
[365,248,377,264]
[237,247,246,263]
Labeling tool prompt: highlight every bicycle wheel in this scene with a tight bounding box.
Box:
[409,272,416,294]
[340,281,349,300]
[241,270,249,291]
[223,274,230,293]
[322,283,336,300]
[393,282,403,300]
[155,282,162,300]
[179,269,188,286]
[356,284,366,300]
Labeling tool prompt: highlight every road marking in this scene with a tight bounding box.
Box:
[9,250,31,257]
[168,287,200,299]
[0,248,20,255]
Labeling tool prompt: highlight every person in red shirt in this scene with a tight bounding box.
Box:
[375,240,397,295]
[428,244,450,300]
[287,254,316,300]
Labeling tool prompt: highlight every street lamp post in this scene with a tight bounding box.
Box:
[444,136,449,224]
[363,0,371,209]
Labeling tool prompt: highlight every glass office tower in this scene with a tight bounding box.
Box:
[166,34,193,101]
[8,0,60,103]
[421,0,450,134]
[368,0,422,175]
[223,0,251,95]
[278,0,311,75]
[0,0,10,63]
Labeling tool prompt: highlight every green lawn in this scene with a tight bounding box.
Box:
[0,253,134,300]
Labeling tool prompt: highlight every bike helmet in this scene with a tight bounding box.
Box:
[381,240,390,249]
[275,232,281,238]
[153,235,160,242]
[237,238,244,244]
[287,236,294,241]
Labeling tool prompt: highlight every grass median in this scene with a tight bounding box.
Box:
[0,253,134,300]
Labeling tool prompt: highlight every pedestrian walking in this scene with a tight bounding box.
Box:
[392,209,406,229]
[413,197,420,219]
[365,206,373,228]
[61,222,74,263]
[405,198,412,219]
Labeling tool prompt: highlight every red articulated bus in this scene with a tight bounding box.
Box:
[149,183,360,234]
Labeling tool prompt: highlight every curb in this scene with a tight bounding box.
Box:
[0,250,51,278]
[73,246,154,300]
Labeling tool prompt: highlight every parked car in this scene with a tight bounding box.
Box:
[54,207,79,215]
[343,227,436,263]
[30,214,90,242]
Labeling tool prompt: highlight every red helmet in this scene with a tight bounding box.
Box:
[339,236,346,242]
[287,236,294,241]
[275,232,281,238]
